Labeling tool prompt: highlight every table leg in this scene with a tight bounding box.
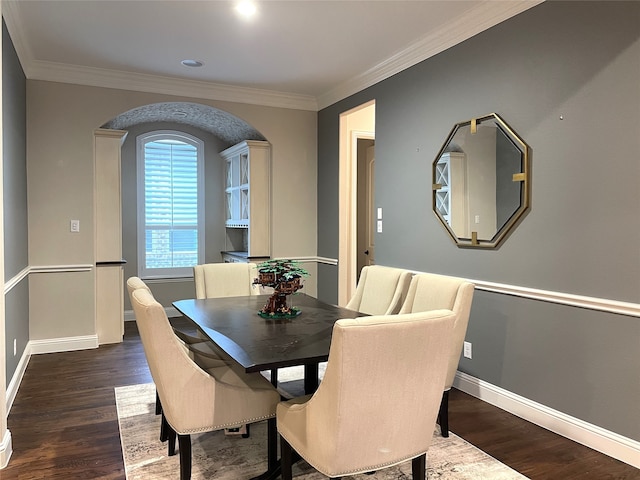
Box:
[251,364,318,480]
[249,418,281,480]
[304,363,319,394]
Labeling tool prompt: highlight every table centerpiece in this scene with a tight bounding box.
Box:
[254,259,309,318]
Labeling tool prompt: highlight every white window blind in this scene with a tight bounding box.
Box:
[137,131,204,278]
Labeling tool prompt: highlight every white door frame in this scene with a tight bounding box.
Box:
[338,100,375,306]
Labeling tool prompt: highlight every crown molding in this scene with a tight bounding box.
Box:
[317,0,544,110]
[26,60,319,111]
[3,0,542,112]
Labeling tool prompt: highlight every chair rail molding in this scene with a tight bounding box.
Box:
[467,277,640,318]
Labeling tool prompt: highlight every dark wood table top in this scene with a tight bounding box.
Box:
[173,293,362,373]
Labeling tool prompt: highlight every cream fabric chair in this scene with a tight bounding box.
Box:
[130,287,281,480]
[277,310,456,480]
[193,262,260,299]
[345,265,413,315]
[126,277,226,367]
[126,275,230,449]
[399,272,475,437]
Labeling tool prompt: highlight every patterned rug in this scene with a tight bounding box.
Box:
[116,382,528,480]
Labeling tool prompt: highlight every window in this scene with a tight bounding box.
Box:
[137,131,204,278]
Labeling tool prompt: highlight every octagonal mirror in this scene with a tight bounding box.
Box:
[432,113,530,248]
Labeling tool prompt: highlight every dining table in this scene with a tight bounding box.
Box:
[172,292,363,480]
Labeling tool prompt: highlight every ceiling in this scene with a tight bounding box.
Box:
[3,0,542,112]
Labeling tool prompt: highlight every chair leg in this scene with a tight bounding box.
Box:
[439,390,450,437]
[155,390,162,415]
[242,423,251,438]
[267,418,277,471]
[178,434,192,480]
[168,426,177,456]
[412,453,426,480]
[280,436,293,480]
[160,412,169,442]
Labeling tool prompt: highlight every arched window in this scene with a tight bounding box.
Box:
[137,131,204,278]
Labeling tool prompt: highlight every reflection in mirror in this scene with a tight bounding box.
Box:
[432,113,530,248]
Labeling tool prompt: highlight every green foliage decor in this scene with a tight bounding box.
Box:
[254,259,309,318]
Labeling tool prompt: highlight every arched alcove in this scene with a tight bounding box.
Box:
[96,102,270,326]
[101,102,266,148]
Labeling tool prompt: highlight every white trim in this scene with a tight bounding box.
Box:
[28,335,99,355]
[28,60,319,112]
[3,267,29,295]
[29,264,93,274]
[137,130,205,279]
[469,278,640,318]
[7,263,632,326]
[402,269,640,319]
[2,0,539,112]
[5,345,30,415]
[317,1,544,109]
[0,429,12,469]
[272,256,338,266]
[453,371,640,469]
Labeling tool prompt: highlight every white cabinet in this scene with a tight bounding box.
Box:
[94,128,127,345]
[220,140,270,258]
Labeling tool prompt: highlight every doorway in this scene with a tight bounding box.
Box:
[356,136,375,275]
[338,100,375,306]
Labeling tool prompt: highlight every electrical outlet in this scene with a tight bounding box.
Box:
[463,341,472,359]
[70,219,80,233]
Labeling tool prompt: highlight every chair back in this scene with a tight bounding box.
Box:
[279,310,455,476]
[193,262,259,299]
[130,286,277,434]
[345,265,412,315]
[399,273,474,389]
[126,276,150,298]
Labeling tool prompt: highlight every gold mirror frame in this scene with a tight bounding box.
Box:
[432,113,530,249]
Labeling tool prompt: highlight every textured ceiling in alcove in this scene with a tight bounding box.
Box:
[102,102,265,148]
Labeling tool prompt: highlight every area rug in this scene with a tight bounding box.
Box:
[116,382,528,480]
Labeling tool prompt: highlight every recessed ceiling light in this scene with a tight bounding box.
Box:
[235,1,257,19]
[181,59,204,68]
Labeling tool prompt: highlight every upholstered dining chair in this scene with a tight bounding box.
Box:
[277,310,455,480]
[126,277,227,368]
[345,265,413,315]
[126,275,230,450]
[191,262,262,424]
[399,272,475,437]
[193,262,260,299]
[130,287,281,480]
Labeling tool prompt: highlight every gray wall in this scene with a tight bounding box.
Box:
[121,122,228,309]
[2,19,29,386]
[317,1,640,440]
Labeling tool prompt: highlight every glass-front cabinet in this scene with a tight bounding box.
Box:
[221,140,271,259]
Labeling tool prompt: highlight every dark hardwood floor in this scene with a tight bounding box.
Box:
[3,319,639,479]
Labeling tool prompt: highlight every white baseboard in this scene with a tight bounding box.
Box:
[453,371,640,469]
[6,346,31,414]
[0,429,12,468]
[29,335,99,355]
